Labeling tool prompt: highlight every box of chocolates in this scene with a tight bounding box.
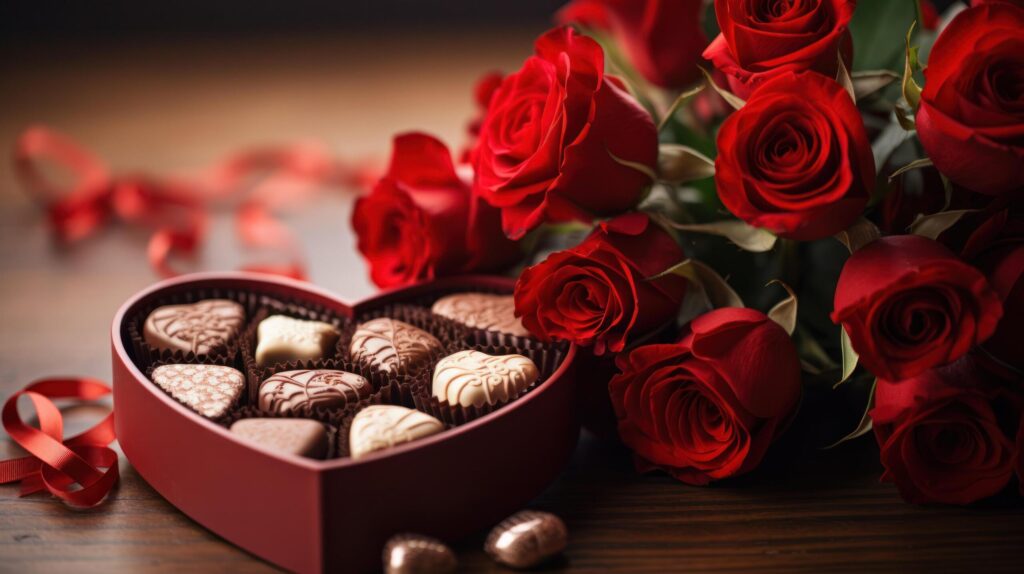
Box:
[111,272,578,573]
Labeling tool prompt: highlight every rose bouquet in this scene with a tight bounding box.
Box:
[352,0,1022,505]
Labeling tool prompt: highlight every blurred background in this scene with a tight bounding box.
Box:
[0,1,561,380]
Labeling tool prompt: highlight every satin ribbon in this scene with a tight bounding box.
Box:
[14,125,377,281]
[0,378,118,508]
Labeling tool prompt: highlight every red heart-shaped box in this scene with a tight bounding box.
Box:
[111,272,579,573]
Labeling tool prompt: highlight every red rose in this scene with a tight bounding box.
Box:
[460,71,504,165]
[557,0,707,88]
[916,3,1024,195]
[473,27,658,239]
[715,72,874,240]
[609,308,802,485]
[872,359,1015,505]
[703,0,855,98]
[975,240,1024,375]
[514,213,686,354]
[832,235,1003,381]
[352,133,519,288]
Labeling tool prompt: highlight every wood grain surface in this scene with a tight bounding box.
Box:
[1,31,1022,574]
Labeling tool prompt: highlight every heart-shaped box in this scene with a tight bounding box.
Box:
[111,272,579,573]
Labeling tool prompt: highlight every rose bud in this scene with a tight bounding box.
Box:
[871,359,1015,505]
[703,0,855,98]
[513,212,686,354]
[609,308,802,485]
[974,240,1024,376]
[473,27,658,239]
[715,71,874,240]
[352,133,520,288]
[831,235,1003,381]
[916,3,1024,195]
[557,0,707,88]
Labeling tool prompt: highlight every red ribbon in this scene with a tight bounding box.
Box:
[0,378,118,508]
[14,125,379,281]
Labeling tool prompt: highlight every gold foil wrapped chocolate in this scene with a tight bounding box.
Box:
[382,533,457,574]
[485,510,567,569]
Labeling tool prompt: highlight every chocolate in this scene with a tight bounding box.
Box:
[484,511,567,569]
[349,405,444,460]
[382,533,457,574]
[349,318,442,373]
[144,299,244,355]
[431,292,531,337]
[258,369,371,415]
[255,315,341,367]
[230,418,328,459]
[151,363,244,419]
[432,350,538,408]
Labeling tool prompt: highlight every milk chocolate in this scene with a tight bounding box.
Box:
[484,511,567,569]
[151,363,245,419]
[144,299,244,355]
[255,315,341,367]
[382,533,457,574]
[259,369,371,415]
[349,405,444,460]
[431,292,531,337]
[349,318,442,373]
[230,418,328,459]
[432,350,538,408]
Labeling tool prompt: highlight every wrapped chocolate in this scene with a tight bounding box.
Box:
[382,533,457,574]
[485,510,567,569]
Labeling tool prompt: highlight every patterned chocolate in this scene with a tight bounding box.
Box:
[144,299,244,355]
[255,315,341,367]
[230,418,328,459]
[484,511,568,569]
[382,533,457,574]
[259,369,371,415]
[349,405,444,460]
[431,293,531,337]
[349,318,442,373]
[432,350,538,408]
[151,363,244,419]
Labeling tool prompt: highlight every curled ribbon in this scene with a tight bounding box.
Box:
[0,378,118,508]
[14,125,378,281]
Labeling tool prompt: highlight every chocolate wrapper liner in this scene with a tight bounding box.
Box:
[241,297,352,400]
[410,340,568,427]
[127,287,258,372]
[347,304,466,379]
[218,406,338,460]
[146,355,248,413]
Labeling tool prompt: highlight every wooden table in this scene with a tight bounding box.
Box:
[1,31,1022,573]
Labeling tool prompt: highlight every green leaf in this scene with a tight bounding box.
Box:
[893,104,917,131]
[657,144,715,184]
[660,216,778,253]
[767,280,798,336]
[908,209,977,240]
[850,0,918,71]
[658,85,705,133]
[650,258,744,310]
[699,66,746,111]
[823,380,876,449]
[836,51,856,102]
[888,157,933,182]
[851,69,900,100]
[872,115,914,170]
[834,217,882,253]
[836,326,859,388]
[607,148,657,182]
[903,21,923,110]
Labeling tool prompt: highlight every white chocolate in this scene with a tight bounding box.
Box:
[349,405,444,459]
[432,350,538,408]
[255,315,340,367]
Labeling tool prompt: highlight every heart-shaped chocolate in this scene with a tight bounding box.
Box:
[432,350,538,408]
[151,363,244,419]
[431,292,531,337]
[230,418,328,459]
[259,369,371,415]
[349,318,442,373]
[144,299,244,355]
[348,405,444,459]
